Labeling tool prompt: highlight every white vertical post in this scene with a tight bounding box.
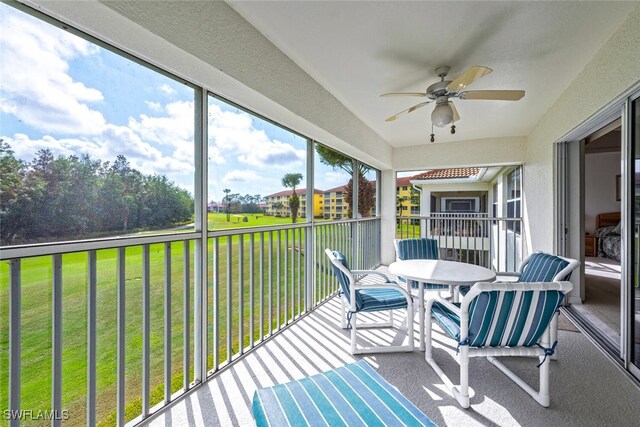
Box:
[227,237,233,362]
[52,254,62,427]
[9,259,21,427]
[238,236,244,355]
[183,240,190,391]
[116,247,125,427]
[87,252,97,426]
[194,88,208,383]
[212,237,219,372]
[306,139,314,311]
[164,243,172,404]
[249,233,255,348]
[142,245,150,416]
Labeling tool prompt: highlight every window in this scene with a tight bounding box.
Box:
[208,95,307,228]
[506,168,522,233]
[441,197,479,212]
[0,4,196,246]
[314,143,353,221]
[402,186,408,191]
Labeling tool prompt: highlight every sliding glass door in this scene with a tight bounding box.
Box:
[631,96,640,373]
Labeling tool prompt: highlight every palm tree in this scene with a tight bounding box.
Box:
[281,173,303,223]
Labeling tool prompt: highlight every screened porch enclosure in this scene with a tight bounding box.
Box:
[2,217,382,426]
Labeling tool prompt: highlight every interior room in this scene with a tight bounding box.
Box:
[575,121,622,347]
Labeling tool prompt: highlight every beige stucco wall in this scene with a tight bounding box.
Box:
[525,4,640,253]
[393,136,526,171]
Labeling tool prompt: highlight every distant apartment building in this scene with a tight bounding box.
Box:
[322,185,347,220]
[396,176,420,217]
[264,188,324,217]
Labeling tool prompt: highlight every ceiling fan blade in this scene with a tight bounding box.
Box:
[447,65,493,92]
[449,101,460,122]
[385,101,430,122]
[459,90,525,101]
[380,92,428,97]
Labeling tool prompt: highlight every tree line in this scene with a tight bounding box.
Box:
[0,141,193,246]
[214,193,265,217]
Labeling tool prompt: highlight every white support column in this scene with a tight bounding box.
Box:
[380,169,397,265]
[420,188,432,238]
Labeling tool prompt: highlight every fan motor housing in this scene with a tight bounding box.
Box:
[427,80,453,98]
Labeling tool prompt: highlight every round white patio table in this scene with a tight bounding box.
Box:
[389,259,496,351]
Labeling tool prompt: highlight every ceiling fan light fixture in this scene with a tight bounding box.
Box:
[431,102,453,128]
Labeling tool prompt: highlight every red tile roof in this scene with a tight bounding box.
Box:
[324,185,347,193]
[411,168,480,180]
[265,188,323,198]
[396,176,415,187]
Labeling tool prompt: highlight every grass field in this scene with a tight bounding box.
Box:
[207,212,293,230]
[0,213,372,426]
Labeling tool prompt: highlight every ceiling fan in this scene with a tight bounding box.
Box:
[381,65,525,142]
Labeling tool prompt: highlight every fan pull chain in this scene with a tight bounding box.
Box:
[430,124,435,143]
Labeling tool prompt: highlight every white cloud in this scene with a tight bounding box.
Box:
[145,101,162,112]
[127,101,195,167]
[222,170,261,184]
[4,121,193,180]
[0,11,106,135]
[208,104,305,168]
[159,84,176,95]
[321,171,350,187]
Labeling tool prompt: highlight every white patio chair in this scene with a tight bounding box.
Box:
[425,280,573,408]
[325,248,414,354]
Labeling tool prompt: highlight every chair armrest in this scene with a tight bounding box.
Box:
[353,282,413,303]
[496,272,520,277]
[351,270,391,282]
[425,296,461,316]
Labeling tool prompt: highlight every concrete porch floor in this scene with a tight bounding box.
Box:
[144,267,640,427]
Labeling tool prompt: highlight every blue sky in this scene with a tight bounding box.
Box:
[0,4,354,203]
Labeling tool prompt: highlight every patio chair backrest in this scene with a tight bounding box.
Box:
[519,252,576,282]
[325,249,362,307]
[462,282,572,348]
[395,238,439,261]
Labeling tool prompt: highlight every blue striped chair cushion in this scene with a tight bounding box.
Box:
[458,285,471,296]
[356,287,408,312]
[396,239,446,291]
[397,275,449,291]
[253,360,437,427]
[431,290,565,348]
[396,238,439,261]
[519,252,571,282]
[432,301,461,340]
[467,290,565,347]
[330,251,353,301]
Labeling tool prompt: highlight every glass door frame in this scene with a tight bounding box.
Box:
[555,83,640,381]
[625,90,640,378]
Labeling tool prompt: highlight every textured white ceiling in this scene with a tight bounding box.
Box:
[229,1,636,147]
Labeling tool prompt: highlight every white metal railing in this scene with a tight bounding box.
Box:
[396,215,523,272]
[0,217,380,426]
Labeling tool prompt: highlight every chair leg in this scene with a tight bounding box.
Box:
[538,328,551,407]
[341,296,348,329]
[351,312,358,354]
[424,309,470,409]
[458,346,470,408]
[550,311,559,360]
[389,310,394,328]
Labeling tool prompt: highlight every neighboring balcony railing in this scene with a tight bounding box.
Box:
[396,215,523,272]
[0,217,380,426]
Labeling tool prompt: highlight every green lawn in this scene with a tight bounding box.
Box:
[208,212,293,230]
[0,226,344,425]
[0,214,346,426]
